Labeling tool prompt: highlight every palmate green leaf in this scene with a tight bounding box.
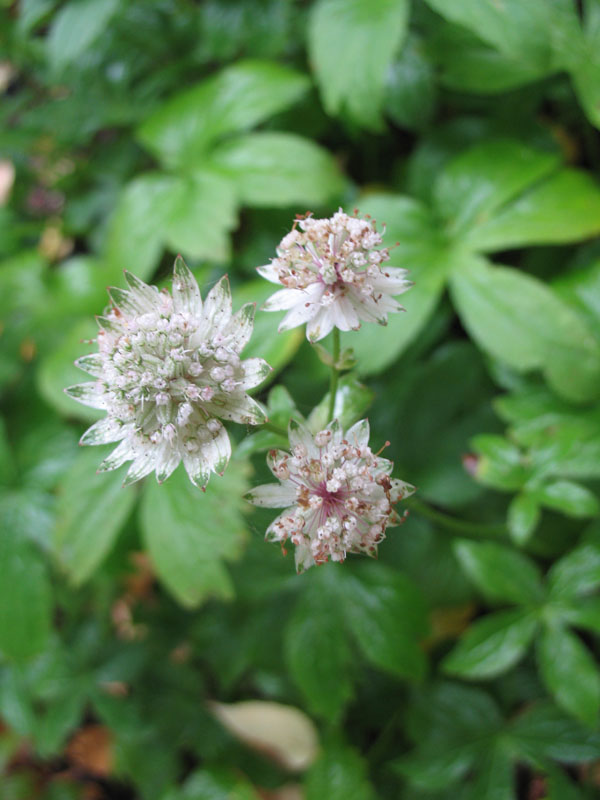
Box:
[434,139,559,240]
[53,447,138,585]
[450,257,600,403]
[507,492,540,545]
[211,132,344,207]
[548,534,600,600]
[0,528,52,662]
[46,0,120,73]
[337,563,429,680]
[537,623,600,726]
[464,170,600,252]
[453,540,545,607]
[284,569,353,721]
[340,195,451,375]
[443,608,538,679]
[137,60,309,168]
[308,0,409,130]
[509,701,600,763]
[423,0,577,74]
[139,460,250,608]
[385,34,437,130]
[471,434,530,491]
[430,22,553,93]
[305,738,375,800]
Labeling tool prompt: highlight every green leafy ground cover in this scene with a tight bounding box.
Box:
[1,0,600,797]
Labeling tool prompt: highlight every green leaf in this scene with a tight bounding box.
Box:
[340,195,451,374]
[450,257,600,403]
[536,480,599,518]
[385,35,437,130]
[464,170,600,252]
[453,540,545,607]
[137,60,309,168]
[509,701,600,762]
[338,563,428,680]
[508,492,541,545]
[104,173,173,282]
[285,571,353,721]
[431,22,553,93]
[139,461,249,607]
[548,539,600,600]
[305,738,375,800]
[47,0,119,73]
[0,530,51,661]
[307,375,374,432]
[37,318,102,422]
[434,139,559,239]
[211,132,344,207]
[308,0,409,130]
[537,623,600,726]
[443,608,538,679]
[423,0,575,74]
[471,434,530,491]
[561,596,600,634]
[53,447,138,585]
[160,171,238,262]
[468,744,515,800]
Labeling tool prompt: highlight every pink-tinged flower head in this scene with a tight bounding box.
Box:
[65,257,270,488]
[258,210,412,342]
[245,418,415,572]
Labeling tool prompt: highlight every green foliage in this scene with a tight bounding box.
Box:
[3,0,600,797]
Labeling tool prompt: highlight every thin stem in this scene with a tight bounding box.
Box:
[405,496,506,539]
[262,420,288,438]
[327,328,341,423]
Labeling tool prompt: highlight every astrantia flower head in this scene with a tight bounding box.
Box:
[258,210,412,342]
[245,418,415,572]
[66,257,270,488]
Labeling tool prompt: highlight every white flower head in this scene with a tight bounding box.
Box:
[258,210,412,342]
[66,257,271,488]
[245,418,415,572]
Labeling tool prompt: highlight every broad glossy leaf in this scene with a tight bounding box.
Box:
[140,461,249,607]
[54,447,137,584]
[509,701,600,762]
[537,480,599,518]
[548,538,600,600]
[340,195,451,374]
[450,257,600,403]
[468,744,515,800]
[37,318,101,422]
[161,171,238,262]
[308,0,409,130]
[47,0,119,72]
[385,35,436,130]
[537,623,600,726]
[508,492,540,545]
[285,570,353,720]
[306,738,375,800]
[434,139,559,239]
[454,540,545,606]
[471,434,530,491]
[211,132,344,207]
[137,61,309,168]
[0,529,51,661]
[443,608,538,679]
[338,563,429,679]
[465,170,600,252]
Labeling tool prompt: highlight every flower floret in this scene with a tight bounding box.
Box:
[258,210,412,341]
[66,257,270,488]
[245,418,415,571]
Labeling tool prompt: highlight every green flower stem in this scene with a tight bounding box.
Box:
[262,420,288,438]
[327,328,341,423]
[405,496,507,539]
